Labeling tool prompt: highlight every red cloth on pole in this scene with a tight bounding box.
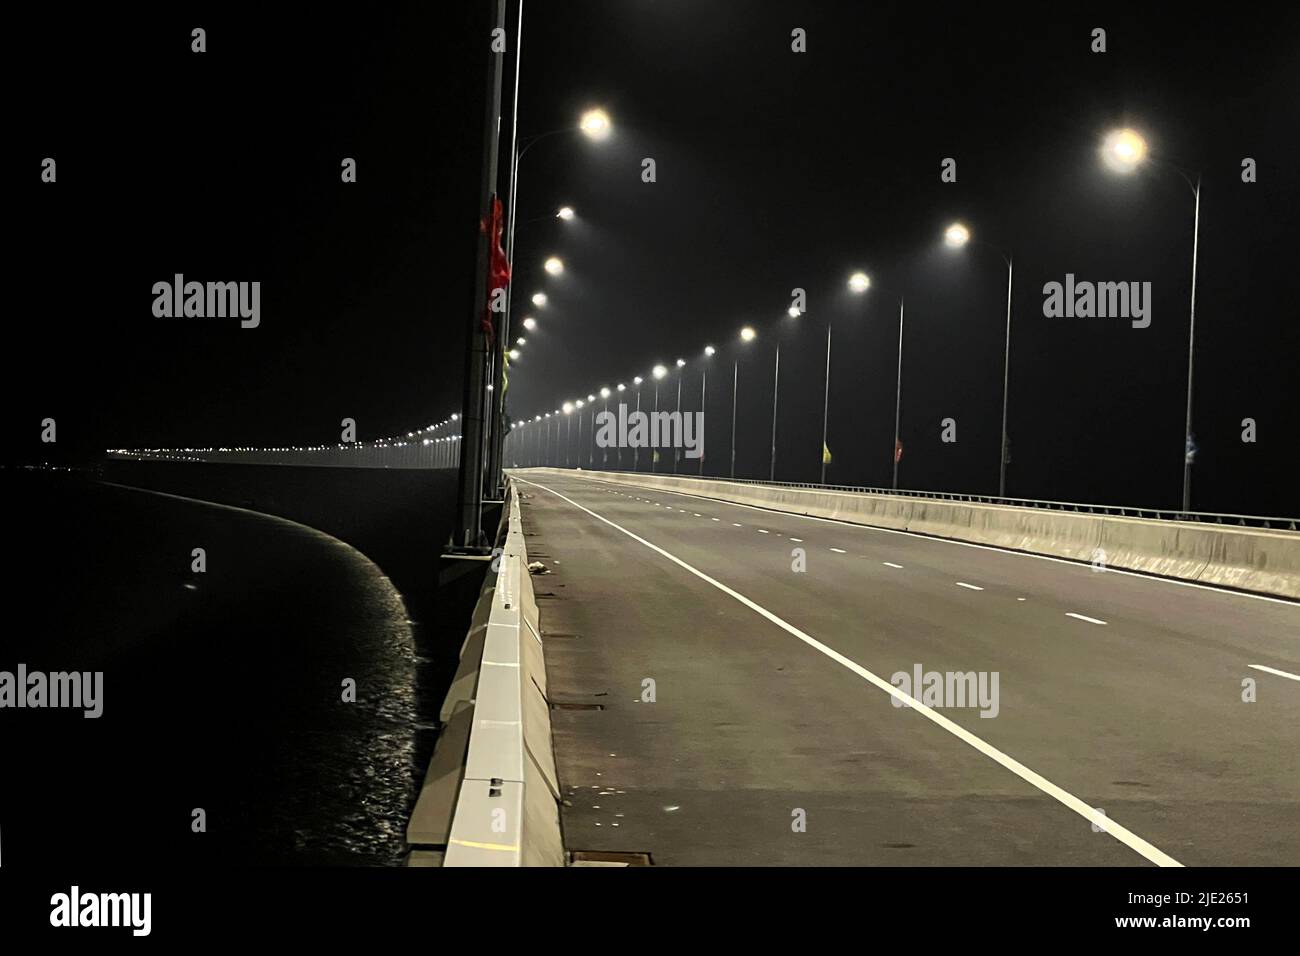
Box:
[480,194,510,345]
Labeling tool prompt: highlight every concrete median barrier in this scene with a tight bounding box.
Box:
[523,468,1300,600]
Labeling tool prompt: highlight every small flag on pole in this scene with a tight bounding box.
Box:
[822,443,832,465]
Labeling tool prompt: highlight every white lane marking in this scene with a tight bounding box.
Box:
[1249,664,1300,682]
[519,475,1181,868]
[789,538,803,543]
[956,582,984,591]
[732,522,743,527]
[1066,612,1108,626]
[693,513,702,517]
[883,561,904,569]
[1017,597,1027,602]
[830,547,847,554]
[565,474,1297,608]
[757,529,769,534]
[711,517,721,521]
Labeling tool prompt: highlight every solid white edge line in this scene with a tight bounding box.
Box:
[518,475,1181,868]
[1066,612,1108,626]
[956,582,984,591]
[1248,664,1300,682]
[553,471,1298,608]
[830,547,847,554]
[883,561,904,569]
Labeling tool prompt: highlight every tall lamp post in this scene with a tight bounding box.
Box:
[828,271,872,484]
[943,221,1015,498]
[1100,127,1202,513]
[489,106,612,494]
[700,346,715,475]
[672,358,685,473]
[632,377,644,471]
[732,327,756,478]
[651,365,667,472]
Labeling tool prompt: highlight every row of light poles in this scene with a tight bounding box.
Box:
[508,126,1204,509]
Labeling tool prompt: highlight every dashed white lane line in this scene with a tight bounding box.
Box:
[955,582,984,591]
[711,517,721,521]
[757,529,769,534]
[789,538,803,543]
[1249,664,1300,682]
[732,522,743,527]
[883,561,904,569]
[830,547,847,554]
[518,475,1181,868]
[1066,612,1108,626]
[693,513,702,517]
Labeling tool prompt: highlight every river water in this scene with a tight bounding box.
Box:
[1,469,457,866]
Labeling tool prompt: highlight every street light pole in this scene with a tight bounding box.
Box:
[699,366,708,475]
[673,370,682,474]
[652,382,660,472]
[730,360,739,479]
[892,297,905,491]
[820,321,832,485]
[769,343,780,482]
[998,257,1014,499]
[1182,176,1202,513]
[634,384,642,471]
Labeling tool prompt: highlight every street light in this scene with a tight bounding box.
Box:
[557,206,576,220]
[516,337,526,346]
[580,108,612,141]
[532,292,548,307]
[1100,128,1148,174]
[673,360,686,472]
[787,306,801,318]
[632,377,644,471]
[544,256,564,276]
[704,345,715,357]
[732,326,756,478]
[508,348,521,360]
[522,316,537,331]
[944,221,1015,498]
[700,345,715,474]
[821,270,873,482]
[1100,126,1200,511]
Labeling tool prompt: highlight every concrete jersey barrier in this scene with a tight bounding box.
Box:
[524,468,1300,600]
[406,479,563,866]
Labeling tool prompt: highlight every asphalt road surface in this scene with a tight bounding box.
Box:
[516,469,1300,866]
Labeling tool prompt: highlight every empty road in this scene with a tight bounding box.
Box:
[517,469,1300,866]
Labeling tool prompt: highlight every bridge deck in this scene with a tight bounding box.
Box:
[519,470,1300,866]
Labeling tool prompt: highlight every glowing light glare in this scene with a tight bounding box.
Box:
[740,326,756,342]
[563,402,574,414]
[848,271,871,293]
[451,413,459,421]
[516,337,526,346]
[634,376,643,385]
[652,364,668,379]
[1101,128,1148,174]
[531,292,548,307]
[522,316,537,331]
[788,306,801,317]
[675,358,685,368]
[557,206,575,220]
[704,345,715,356]
[617,383,626,391]
[579,108,612,140]
[509,348,521,360]
[544,256,564,275]
[576,399,585,408]
[943,223,971,249]
[600,387,611,398]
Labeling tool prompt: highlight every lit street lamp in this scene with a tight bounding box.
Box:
[1101,127,1201,512]
[944,221,1015,498]
[732,327,756,478]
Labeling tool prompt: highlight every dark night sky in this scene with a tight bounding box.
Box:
[9,2,1299,515]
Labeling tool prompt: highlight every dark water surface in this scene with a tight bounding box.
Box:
[0,467,465,866]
